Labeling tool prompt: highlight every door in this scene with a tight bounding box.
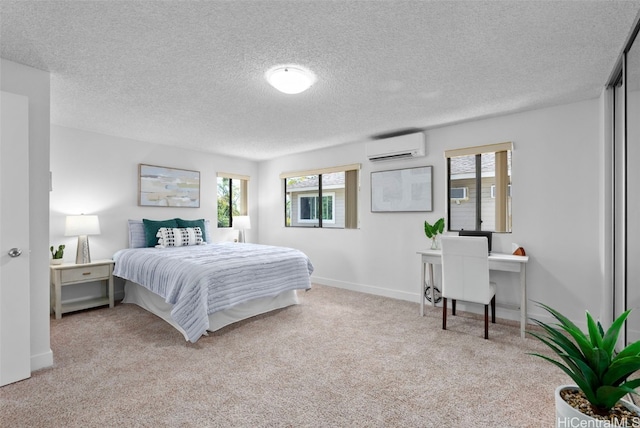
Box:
[0,91,31,386]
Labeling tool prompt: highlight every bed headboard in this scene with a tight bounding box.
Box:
[128,219,215,248]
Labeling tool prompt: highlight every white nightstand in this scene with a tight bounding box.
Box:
[50,259,115,319]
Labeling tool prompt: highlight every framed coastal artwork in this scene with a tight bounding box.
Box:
[371,166,433,212]
[138,164,201,207]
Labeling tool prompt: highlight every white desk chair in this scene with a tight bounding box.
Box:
[440,236,496,339]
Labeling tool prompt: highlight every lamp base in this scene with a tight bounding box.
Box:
[75,235,92,264]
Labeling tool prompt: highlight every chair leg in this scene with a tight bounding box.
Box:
[452,299,456,316]
[442,298,447,330]
[484,304,489,339]
[491,295,496,323]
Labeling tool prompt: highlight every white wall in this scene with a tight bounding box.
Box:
[1,59,53,371]
[51,97,608,328]
[258,99,604,325]
[50,125,258,300]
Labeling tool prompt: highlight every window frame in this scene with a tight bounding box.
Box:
[445,142,512,233]
[216,172,249,228]
[280,163,360,229]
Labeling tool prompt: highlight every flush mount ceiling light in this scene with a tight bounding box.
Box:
[265,65,316,94]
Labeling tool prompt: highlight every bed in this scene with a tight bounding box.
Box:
[113,220,314,342]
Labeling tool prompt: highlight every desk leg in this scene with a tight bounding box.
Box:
[520,264,526,339]
[428,263,435,308]
[420,261,425,316]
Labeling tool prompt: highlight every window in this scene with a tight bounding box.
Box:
[298,193,335,223]
[445,142,512,233]
[281,164,360,229]
[490,184,511,198]
[217,172,249,228]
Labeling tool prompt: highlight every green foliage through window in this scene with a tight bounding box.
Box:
[217,177,245,227]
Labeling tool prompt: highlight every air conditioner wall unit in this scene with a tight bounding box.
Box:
[366,132,426,162]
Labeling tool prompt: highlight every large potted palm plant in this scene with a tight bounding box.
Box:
[529,302,640,427]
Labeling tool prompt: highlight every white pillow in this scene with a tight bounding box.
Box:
[128,219,147,248]
[156,227,204,248]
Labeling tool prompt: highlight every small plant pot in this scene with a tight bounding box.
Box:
[555,385,640,427]
[50,259,63,265]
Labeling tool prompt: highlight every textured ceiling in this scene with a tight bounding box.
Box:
[1,1,639,161]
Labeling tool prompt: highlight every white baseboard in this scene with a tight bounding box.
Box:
[311,275,525,324]
[31,348,53,371]
[311,276,416,302]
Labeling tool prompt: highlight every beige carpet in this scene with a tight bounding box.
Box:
[0,285,564,427]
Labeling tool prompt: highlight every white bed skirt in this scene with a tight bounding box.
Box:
[122,280,299,341]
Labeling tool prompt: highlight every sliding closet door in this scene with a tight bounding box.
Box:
[625,35,640,343]
[614,76,626,339]
[613,26,640,344]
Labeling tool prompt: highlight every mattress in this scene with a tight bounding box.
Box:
[122,280,300,340]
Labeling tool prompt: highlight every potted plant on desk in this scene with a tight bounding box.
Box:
[424,218,445,250]
[529,302,640,427]
[50,244,65,265]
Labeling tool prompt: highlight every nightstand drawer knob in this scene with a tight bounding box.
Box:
[8,248,22,258]
[82,272,91,276]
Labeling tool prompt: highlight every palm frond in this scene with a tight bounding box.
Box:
[586,311,604,350]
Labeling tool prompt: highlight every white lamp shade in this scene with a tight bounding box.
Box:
[65,215,101,236]
[265,66,316,94]
[233,216,251,230]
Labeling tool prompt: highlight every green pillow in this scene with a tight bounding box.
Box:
[142,218,179,247]
[175,218,207,242]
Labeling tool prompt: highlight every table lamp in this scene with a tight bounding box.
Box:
[233,216,251,243]
[65,214,101,264]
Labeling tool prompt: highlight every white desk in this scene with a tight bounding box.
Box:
[417,249,530,338]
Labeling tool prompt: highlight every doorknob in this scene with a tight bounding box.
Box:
[8,248,22,257]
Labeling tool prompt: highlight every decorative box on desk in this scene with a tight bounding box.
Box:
[50,259,115,319]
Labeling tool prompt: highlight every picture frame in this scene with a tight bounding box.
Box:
[371,166,433,212]
[138,164,200,207]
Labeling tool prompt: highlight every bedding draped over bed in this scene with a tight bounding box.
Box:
[113,243,314,342]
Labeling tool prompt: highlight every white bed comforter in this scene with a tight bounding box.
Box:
[113,243,314,342]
